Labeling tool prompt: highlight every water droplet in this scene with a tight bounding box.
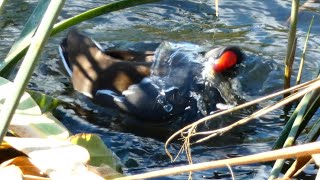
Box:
[163,104,173,112]
[156,93,173,112]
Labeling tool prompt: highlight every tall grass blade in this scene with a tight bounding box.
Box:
[7,0,50,55]
[270,83,318,178]
[0,0,66,144]
[283,101,320,178]
[0,0,7,13]
[274,69,319,146]
[51,0,161,36]
[272,86,320,150]
[305,116,320,142]
[215,0,219,17]
[295,91,320,136]
[269,92,313,178]
[296,16,314,85]
[284,0,300,96]
[0,0,50,77]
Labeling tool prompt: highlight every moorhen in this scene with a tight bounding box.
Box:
[58,30,244,122]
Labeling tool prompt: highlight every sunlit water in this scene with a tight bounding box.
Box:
[1,0,320,179]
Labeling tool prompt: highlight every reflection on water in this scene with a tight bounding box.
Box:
[1,0,320,179]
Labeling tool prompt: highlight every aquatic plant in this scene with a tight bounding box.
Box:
[283,0,300,97]
[0,0,66,143]
[0,0,7,13]
[215,0,219,17]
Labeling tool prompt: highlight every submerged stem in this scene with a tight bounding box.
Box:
[283,0,300,95]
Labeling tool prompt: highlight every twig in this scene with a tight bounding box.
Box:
[194,82,319,144]
[114,142,320,180]
[165,78,319,160]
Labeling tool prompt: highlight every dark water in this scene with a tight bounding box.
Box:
[1,0,320,179]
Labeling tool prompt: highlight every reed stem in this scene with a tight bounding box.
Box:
[296,16,314,85]
[284,0,300,97]
[115,142,320,180]
[0,0,7,13]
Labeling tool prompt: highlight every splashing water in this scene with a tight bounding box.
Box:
[149,41,212,115]
[147,41,243,117]
[156,91,173,112]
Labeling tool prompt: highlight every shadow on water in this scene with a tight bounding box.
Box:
[2,0,320,179]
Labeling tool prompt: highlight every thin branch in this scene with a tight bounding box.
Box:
[190,79,320,148]
[114,142,320,180]
[165,78,319,160]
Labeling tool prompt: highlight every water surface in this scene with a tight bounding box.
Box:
[1,0,320,179]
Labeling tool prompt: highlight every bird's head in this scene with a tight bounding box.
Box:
[203,46,244,80]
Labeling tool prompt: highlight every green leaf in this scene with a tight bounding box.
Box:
[0,77,41,115]
[69,133,123,174]
[0,0,66,144]
[305,116,320,142]
[0,77,70,139]
[27,90,62,113]
[10,113,70,139]
[51,0,161,36]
